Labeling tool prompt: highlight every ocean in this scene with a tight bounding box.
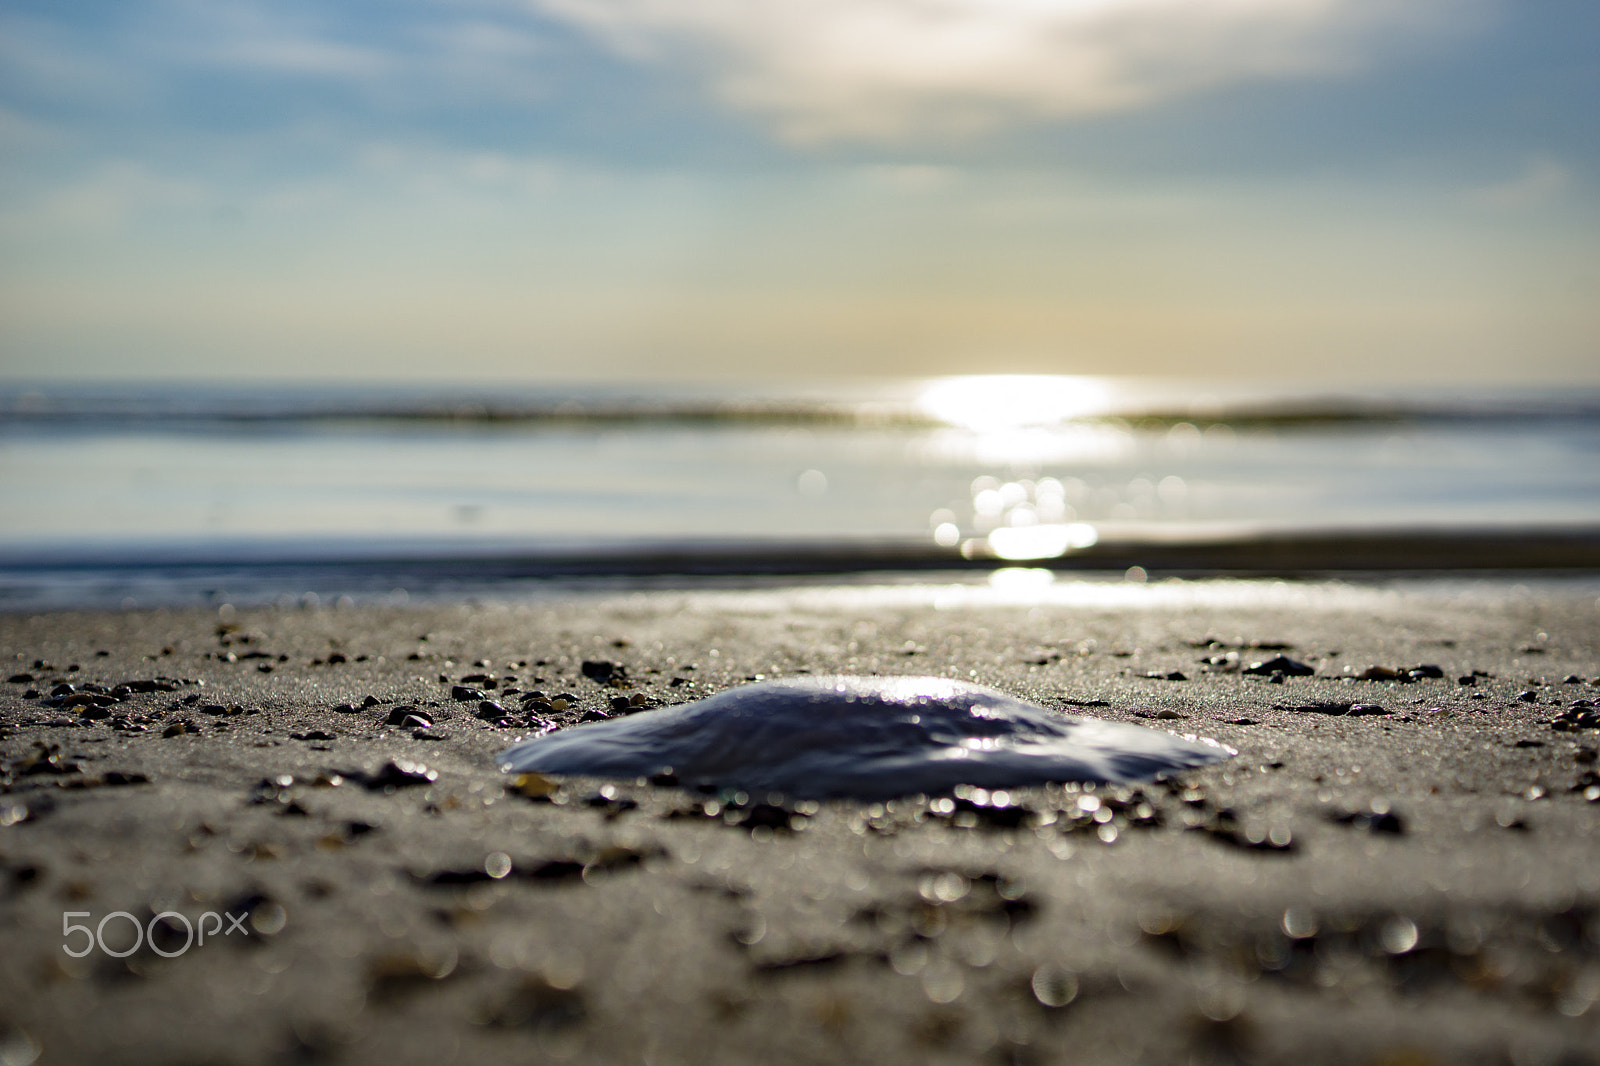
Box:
[3,376,1598,609]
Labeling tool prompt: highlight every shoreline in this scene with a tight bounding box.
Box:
[3,526,1599,614]
[2,579,1598,1064]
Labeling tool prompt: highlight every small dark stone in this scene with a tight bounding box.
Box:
[290,730,336,741]
[946,796,1030,830]
[1330,808,1406,835]
[327,652,348,664]
[649,771,680,786]
[524,859,587,882]
[425,867,496,886]
[1244,655,1315,677]
[1458,676,1476,686]
[385,707,432,727]
[581,660,625,683]
[332,703,360,714]
[736,803,795,831]
[1563,675,1583,684]
[356,760,438,791]
[476,701,508,721]
[1517,691,1539,703]
[1190,822,1296,852]
[1408,664,1445,679]
[610,696,633,713]
[50,683,76,696]
[76,704,113,721]
[19,748,80,775]
[585,792,638,813]
[579,709,612,723]
[362,695,381,707]
[7,672,34,683]
[451,686,486,702]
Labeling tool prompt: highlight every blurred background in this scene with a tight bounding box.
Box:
[1,0,1597,604]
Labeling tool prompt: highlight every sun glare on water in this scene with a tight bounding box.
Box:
[919,376,1113,560]
[918,375,1113,432]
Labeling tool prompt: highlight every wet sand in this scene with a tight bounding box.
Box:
[1,578,1598,1065]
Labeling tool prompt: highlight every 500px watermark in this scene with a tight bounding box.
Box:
[62,910,249,958]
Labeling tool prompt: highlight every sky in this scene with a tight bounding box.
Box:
[0,0,1596,384]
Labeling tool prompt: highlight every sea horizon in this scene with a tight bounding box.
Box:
[5,374,1599,609]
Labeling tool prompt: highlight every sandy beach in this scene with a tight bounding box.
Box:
[2,576,1598,1065]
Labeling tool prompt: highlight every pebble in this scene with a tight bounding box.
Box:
[1550,707,1600,732]
[581,660,622,681]
[452,686,486,702]
[476,701,510,722]
[1330,803,1406,835]
[1244,655,1315,677]
[385,707,432,727]
[357,760,438,791]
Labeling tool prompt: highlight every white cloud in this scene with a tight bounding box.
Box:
[160,0,393,80]
[0,161,211,236]
[0,106,68,151]
[1465,158,1573,209]
[528,0,1478,142]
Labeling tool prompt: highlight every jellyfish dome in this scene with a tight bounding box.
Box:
[498,676,1232,800]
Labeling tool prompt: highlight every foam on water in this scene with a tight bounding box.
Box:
[497,676,1234,800]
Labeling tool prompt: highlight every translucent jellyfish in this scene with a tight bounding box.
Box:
[498,676,1232,800]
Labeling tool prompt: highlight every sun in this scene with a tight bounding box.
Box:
[918,375,1113,432]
